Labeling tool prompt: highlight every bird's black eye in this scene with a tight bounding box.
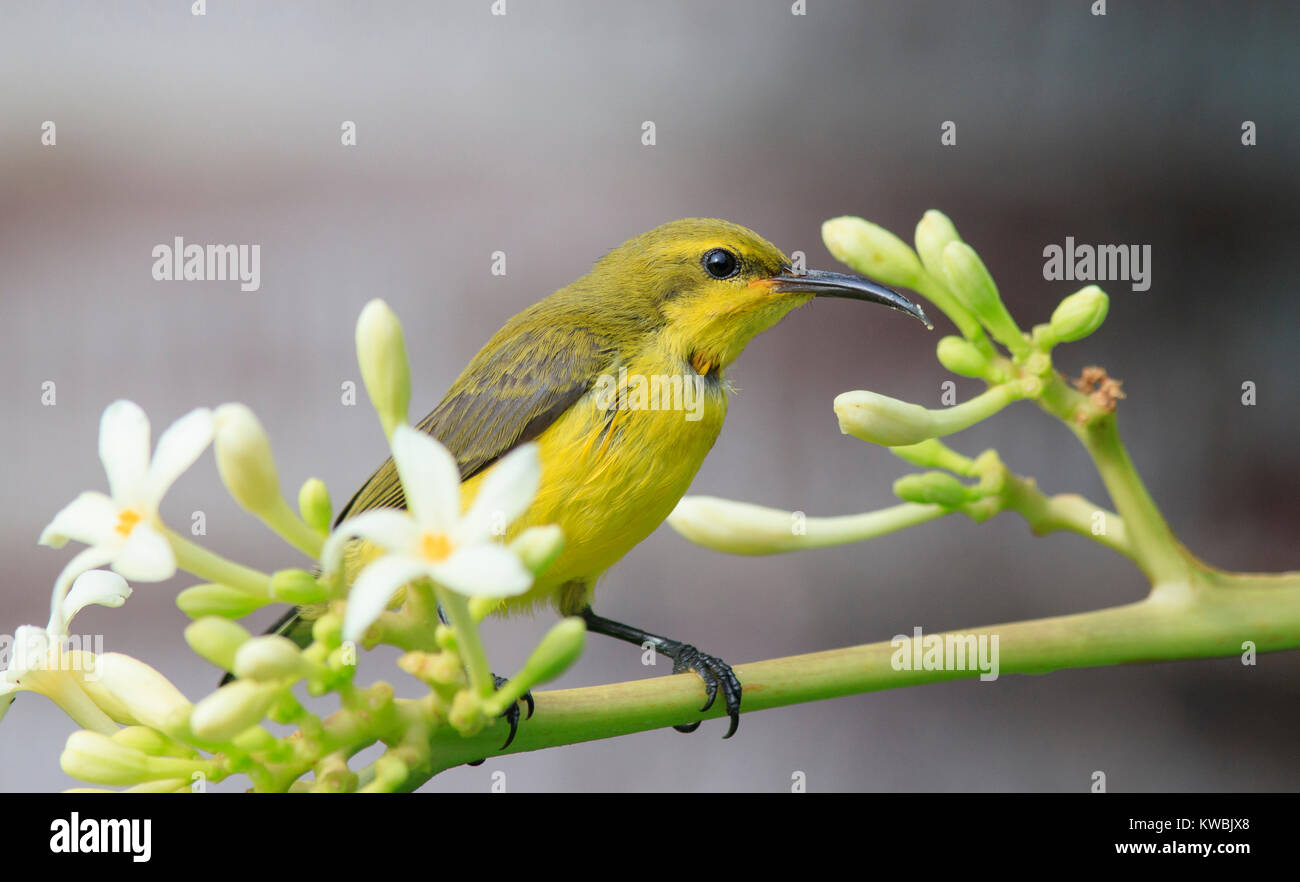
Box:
[703,248,739,280]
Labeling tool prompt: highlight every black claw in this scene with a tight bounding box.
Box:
[492,674,533,751]
[465,674,534,766]
[664,643,742,739]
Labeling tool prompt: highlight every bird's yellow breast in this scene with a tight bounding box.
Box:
[463,345,728,614]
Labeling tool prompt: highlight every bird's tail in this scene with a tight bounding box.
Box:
[218,607,316,686]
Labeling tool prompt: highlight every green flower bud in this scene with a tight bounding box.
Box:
[941,242,1029,357]
[434,623,458,650]
[185,617,252,673]
[936,335,989,378]
[214,403,282,517]
[429,650,465,685]
[367,754,408,793]
[270,568,327,605]
[833,390,938,447]
[298,478,332,536]
[177,583,270,619]
[914,210,962,279]
[1047,285,1109,344]
[448,689,484,736]
[232,635,306,682]
[822,217,924,289]
[399,649,464,688]
[484,618,586,718]
[312,612,344,648]
[315,751,361,793]
[189,680,279,741]
[508,525,565,576]
[356,299,411,442]
[893,472,975,508]
[517,618,586,688]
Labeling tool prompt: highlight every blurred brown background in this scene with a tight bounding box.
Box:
[1,0,1297,791]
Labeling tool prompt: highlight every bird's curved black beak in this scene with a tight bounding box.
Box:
[767,268,932,328]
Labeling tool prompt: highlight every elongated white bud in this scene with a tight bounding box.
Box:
[822,217,924,289]
[214,403,281,517]
[356,299,411,442]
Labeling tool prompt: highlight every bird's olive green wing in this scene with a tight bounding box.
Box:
[334,320,618,524]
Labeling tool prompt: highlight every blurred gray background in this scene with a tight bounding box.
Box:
[2,0,1297,792]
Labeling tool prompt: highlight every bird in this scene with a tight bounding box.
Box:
[264,217,928,742]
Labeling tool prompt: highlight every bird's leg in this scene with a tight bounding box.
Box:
[579,606,742,738]
[437,602,534,757]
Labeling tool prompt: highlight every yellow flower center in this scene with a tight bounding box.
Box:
[115,508,143,538]
[418,531,453,562]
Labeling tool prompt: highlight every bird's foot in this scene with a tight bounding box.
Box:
[465,674,535,766]
[493,673,535,750]
[661,642,742,739]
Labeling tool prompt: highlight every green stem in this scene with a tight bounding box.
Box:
[165,529,272,597]
[435,589,493,698]
[1070,414,1187,584]
[927,383,1026,436]
[410,570,1300,780]
[259,498,325,560]
[998,473,1134,562]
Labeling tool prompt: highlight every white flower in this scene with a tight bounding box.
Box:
[39,400,213,636]
[322,426,539,643]
[1,570,131,726]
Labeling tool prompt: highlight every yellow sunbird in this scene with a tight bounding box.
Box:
[270,218,928,741]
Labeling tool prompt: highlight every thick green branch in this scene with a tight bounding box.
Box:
[407,570,1300,781]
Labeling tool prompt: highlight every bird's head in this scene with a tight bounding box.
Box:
[587,218,930,375]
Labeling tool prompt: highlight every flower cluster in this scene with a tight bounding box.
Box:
[3,300,580,792]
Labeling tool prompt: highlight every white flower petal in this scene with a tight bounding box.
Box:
[110,524,176,583]
[47,546,118,638]
[322,509,420,575]
[342,555,431,644]
[8,625,53,676]
[145,408,214,509]
[61,570,132,626]
[39,492,120,549]
[430,544,533,598]
[390,426,461,532]
[99,400,151,506]
[459,443,541,545]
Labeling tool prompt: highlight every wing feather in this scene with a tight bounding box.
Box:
[334,319,617,524]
